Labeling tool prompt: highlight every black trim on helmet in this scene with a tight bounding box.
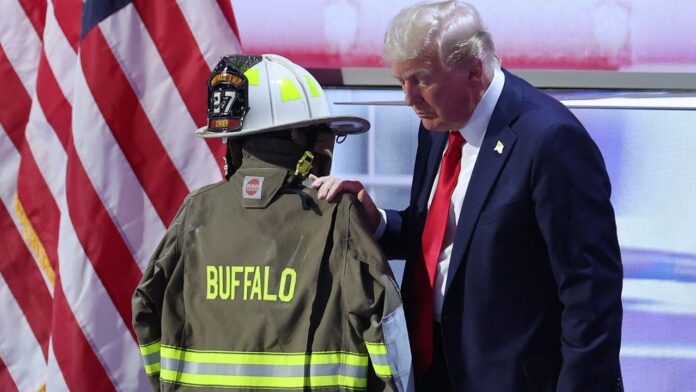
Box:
[206,55,262,134]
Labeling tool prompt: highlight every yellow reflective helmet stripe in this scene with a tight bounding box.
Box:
[305,75,323,97]
[280,78,302,101]
[244,68,260,86]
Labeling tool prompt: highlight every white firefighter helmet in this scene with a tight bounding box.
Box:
[196,54,369,139]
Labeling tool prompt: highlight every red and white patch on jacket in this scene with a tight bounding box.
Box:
[242,176,264,199]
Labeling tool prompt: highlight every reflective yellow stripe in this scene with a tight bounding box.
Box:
[161,346,368,367]
[305,75,323,97]
[280,78,302,101]
[144,362,161,375]
[365,342,387,355]
[139,341,161,356]
[372,363,392,378]
[160,370,367,389]
[244,68,260,86]
[365,342,392,377]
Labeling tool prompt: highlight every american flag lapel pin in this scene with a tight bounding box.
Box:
[494,140,504,155]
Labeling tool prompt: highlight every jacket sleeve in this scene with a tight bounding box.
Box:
[344,201,415,392]
[531,122,624,391]
[131,199,189,391]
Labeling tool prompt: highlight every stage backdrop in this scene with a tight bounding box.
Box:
[233,0,696,72]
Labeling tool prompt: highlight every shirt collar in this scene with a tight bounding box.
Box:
[459,67,505,147]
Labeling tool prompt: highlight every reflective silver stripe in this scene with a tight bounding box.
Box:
[367,353,389,366]
[142,351,160,366]
[162,357,366,378]
[383,305,415,392]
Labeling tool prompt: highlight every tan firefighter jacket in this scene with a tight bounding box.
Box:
[132,138,414,392]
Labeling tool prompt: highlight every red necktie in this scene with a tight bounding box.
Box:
[408,131,465,376]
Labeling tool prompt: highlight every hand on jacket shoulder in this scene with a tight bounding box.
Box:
[309,174,380,233]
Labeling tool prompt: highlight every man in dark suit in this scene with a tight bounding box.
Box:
[312,1,623,390]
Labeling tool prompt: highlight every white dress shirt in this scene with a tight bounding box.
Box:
[376,67,505,322]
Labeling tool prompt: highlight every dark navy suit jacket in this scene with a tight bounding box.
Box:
[381,70,624,391]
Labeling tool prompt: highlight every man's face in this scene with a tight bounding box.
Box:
[392,56,484,132]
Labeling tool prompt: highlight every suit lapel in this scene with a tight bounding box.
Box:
[444,72,522,292]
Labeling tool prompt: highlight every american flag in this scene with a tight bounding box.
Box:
[0,1,241,390]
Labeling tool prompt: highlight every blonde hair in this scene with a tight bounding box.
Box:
[383,1,499,76]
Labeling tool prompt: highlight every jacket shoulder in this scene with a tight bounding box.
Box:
[333,193,389,270]
[186,180,227,201]
[504,71,584,134]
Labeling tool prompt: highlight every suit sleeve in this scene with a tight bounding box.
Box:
[344,202,415,392]
[531,122,624,391]
[131,199,189,391]
[379,124,434,261]
[379,208,410,260]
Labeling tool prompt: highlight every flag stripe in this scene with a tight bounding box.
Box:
[52,0,82,51]
[0,202,52,359]
[0,128,52,358]
[216,0,241,39]
[56,193,149,391]
[177,0,243,71]
[50,279,117,392]
[43,1,79,102]
[38,24,146,344]
[98,4,222,192]
[133,0,226,171]
[46,343,69,391]
[18,53,72,279]
[0,274,46,392]
[20,64,67,275]
[28,58,142,388]
[79,27,190,224]
[71,50,167,270]
[0,355,19,392]
[17,0,47,37]
[23,96,69,212]
[0,0,42,95]
[36,52,71,147]
[0,2,48,389]
[0,45,32,150]
[20,109,66,285]
[133,0,209,126]
[65,145,142,340]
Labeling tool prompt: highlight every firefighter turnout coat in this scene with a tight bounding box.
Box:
[132,138,414,391]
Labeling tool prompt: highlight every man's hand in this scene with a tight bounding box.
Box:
[309,175,381,233]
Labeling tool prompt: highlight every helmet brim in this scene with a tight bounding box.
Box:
[195,115,370,139]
